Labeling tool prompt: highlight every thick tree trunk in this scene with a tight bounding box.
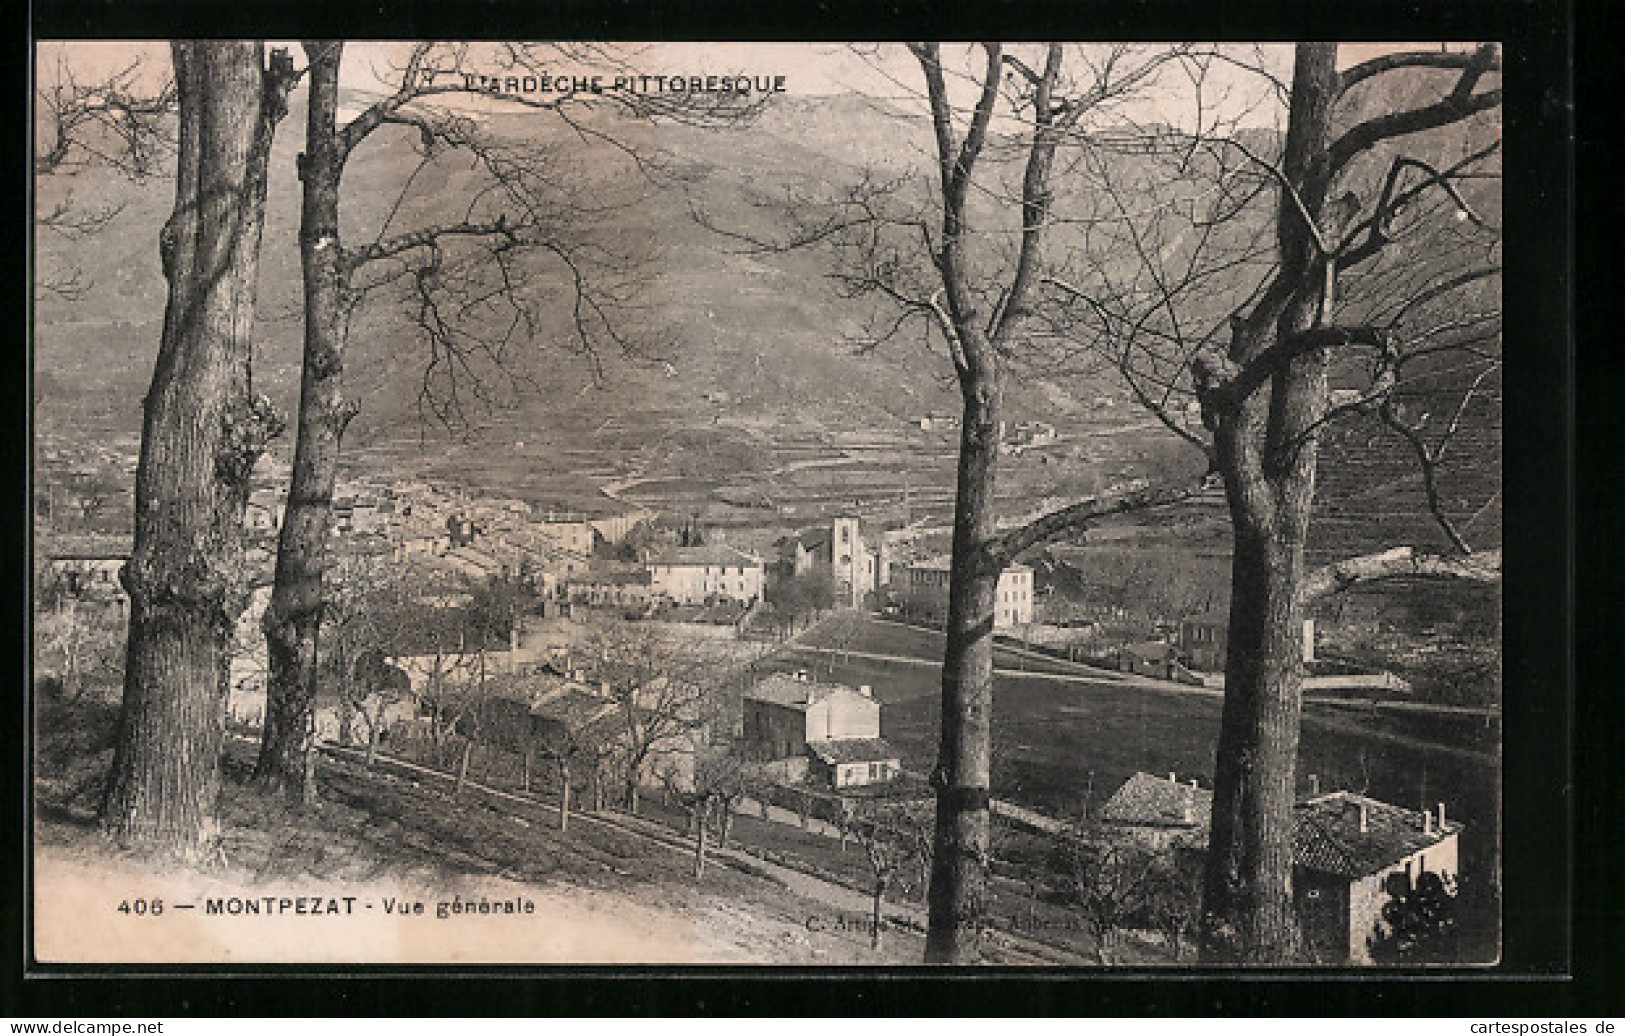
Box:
[101,42,286,858]
[1199,42,1339,965]
[924,373,1002,964]
[1201,519,1311,961]
[258,43,354,800]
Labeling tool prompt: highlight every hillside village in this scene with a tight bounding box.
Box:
[36,445,1496,964]
[31,41,1504,967]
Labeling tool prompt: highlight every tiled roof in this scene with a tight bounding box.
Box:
[1100,771,1212,831]
[1292,792,1464,879]
[1097,777,1463,879]
[807,737,898,765]
[528,688,618,730]
[744,673,858,710]
[647,545,763,568]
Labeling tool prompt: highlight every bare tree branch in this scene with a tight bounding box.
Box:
[1325,44,1501,179]
[988,474,1221,566]
[1304,545,1500,599]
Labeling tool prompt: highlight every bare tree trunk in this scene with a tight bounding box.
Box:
[871,877,887,950]
[1203,523,1311,961]
[693,802,709,879]
[1200,43,1338,964]
[258,43,355,801]
[300,719,318,807]
[925,378,1002,964]
[453,739,472,799]
[558,760,571,832]
[101,42,288,858]
[718,803,734,849]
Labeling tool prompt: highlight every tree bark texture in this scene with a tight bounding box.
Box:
[101,41,287,858]
[924,373,1002,963]
[915,42,1068,964]
[258,43,356,798]
[1200,43,1340,963]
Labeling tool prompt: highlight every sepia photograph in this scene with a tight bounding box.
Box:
[30,40,1506,969]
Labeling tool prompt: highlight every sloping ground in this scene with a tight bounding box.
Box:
[32,696,928,965]
[1312,388,1502,563]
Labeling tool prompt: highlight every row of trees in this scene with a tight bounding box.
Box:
[58,41,1502,964]
[886,42,1501,964]
[75,42,720,854]
[703,42,1501,961]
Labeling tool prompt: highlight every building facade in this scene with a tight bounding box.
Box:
[741,672,899,789]
[530,510,598,556]
[647,545,765,605]
[1178,611,1316,671]
[1097,773,1465,965]
[1293,791,1462,965]
[892,557,1033,629]
[779,516,893,610]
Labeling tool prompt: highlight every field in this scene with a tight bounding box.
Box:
[776,615,1500,889]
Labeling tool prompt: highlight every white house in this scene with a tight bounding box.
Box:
[647,545,765,605]
[1178,610,1316,671]
[1293,791,1463,965]
[892,556,1033,629]
[1094,774,1464,964]
[529,510,598,556]
[741,672,900,789]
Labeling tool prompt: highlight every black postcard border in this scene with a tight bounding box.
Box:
[10,0,1590,1017]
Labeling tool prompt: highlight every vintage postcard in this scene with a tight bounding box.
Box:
[32,41,1502,967]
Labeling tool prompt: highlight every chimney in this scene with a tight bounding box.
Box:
[1437,802,1447,832]
[1423,807,1435,836]
[1357,801,1369,834]
[858,684,872,698]
[1309,773,1320,797]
